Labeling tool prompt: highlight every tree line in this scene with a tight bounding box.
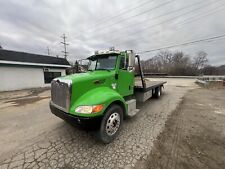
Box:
[140,50,225,76]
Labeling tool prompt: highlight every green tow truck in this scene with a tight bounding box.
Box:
[50,49,166,143]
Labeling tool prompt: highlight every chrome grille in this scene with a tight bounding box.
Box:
[51,79,71,112]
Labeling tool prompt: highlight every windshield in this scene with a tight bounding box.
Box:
[88,55,117,71]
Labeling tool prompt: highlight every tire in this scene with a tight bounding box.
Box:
[153,87,161,98]
[98,104,123,144]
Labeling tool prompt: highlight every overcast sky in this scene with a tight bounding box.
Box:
[0,0,225,65]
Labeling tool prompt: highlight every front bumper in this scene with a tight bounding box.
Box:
[49,101,102,125]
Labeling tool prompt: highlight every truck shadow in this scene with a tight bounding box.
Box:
[64,92,168,133]
[63,116,101,131]
[59,93,169,147]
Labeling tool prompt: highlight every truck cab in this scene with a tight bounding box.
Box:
[50,49,166,143]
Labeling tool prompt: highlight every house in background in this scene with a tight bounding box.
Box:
[0,49,71,91]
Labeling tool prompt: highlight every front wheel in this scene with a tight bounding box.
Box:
[98,104,123,144]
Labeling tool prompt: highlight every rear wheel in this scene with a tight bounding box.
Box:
[153,87,161,98]
[98,104,123,144]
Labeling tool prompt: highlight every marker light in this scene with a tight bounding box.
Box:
[75,105,104,114]
[92,105,104,113]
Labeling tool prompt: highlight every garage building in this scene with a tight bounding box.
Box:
[0,49,71,91]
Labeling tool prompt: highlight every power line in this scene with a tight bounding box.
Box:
[109,0,224,44]
[174,5,225,29]
[71,0,172,41]
[91,1,172,32]
[110,0,205,34]
[60,34,69,59]
[49,1,156,53]
[117,2,225,47]
[51,0,172,54]
[50,1,224,57]
[137,34,225,54]
[50,1,156,46]
[95,0,208,42]
[72,0,217,43]
[91,0,156,28]
[70,0,157,39]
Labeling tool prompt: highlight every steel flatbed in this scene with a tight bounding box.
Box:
[134,79,167,92]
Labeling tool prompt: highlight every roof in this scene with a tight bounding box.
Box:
[88,52,119,60]
[0,49,71,68]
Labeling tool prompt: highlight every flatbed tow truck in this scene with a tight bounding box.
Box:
[50,49,166,143]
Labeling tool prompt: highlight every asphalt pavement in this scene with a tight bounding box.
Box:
[0,78,197,169]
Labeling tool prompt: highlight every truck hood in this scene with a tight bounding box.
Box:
[57,70,116,103]
[60,70,115,83]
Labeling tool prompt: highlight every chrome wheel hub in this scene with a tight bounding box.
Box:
[106,112,120,136]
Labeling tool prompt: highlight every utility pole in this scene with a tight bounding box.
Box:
[47,46,50,55]
[60,34,69,59]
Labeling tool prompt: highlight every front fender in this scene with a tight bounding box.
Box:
[69,87,126,117]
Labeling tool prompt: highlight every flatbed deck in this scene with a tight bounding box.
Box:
[134,80,166,92]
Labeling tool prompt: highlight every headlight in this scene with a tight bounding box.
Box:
[75,105,104,114]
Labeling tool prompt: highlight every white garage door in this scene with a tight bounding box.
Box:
[0,66,45,91]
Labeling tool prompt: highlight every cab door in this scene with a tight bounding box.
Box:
[116,56,134,97]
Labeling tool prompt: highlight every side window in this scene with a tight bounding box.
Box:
[119,57,128,70]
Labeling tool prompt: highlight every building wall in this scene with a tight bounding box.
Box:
[0,66,66,91]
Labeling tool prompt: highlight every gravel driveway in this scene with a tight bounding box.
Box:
[0,78,197,169]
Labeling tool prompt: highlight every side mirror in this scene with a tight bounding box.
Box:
[128,66,134,72]
[127,50,135,72]
[127,51,135,68]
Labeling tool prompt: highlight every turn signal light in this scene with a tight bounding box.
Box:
[92,105,104,113]
[75,105,104,114]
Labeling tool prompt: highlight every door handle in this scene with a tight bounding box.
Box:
[115,74,119,80]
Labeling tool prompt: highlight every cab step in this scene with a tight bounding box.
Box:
[128,109,140,117]
[126,99,139,117]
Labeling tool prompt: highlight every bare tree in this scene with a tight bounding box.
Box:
[203,64,225,75]
[169,51,192,75]
[157,50,173,73]
[193,51,208,70]
[202,65,217,75]
[141,50,209,76]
